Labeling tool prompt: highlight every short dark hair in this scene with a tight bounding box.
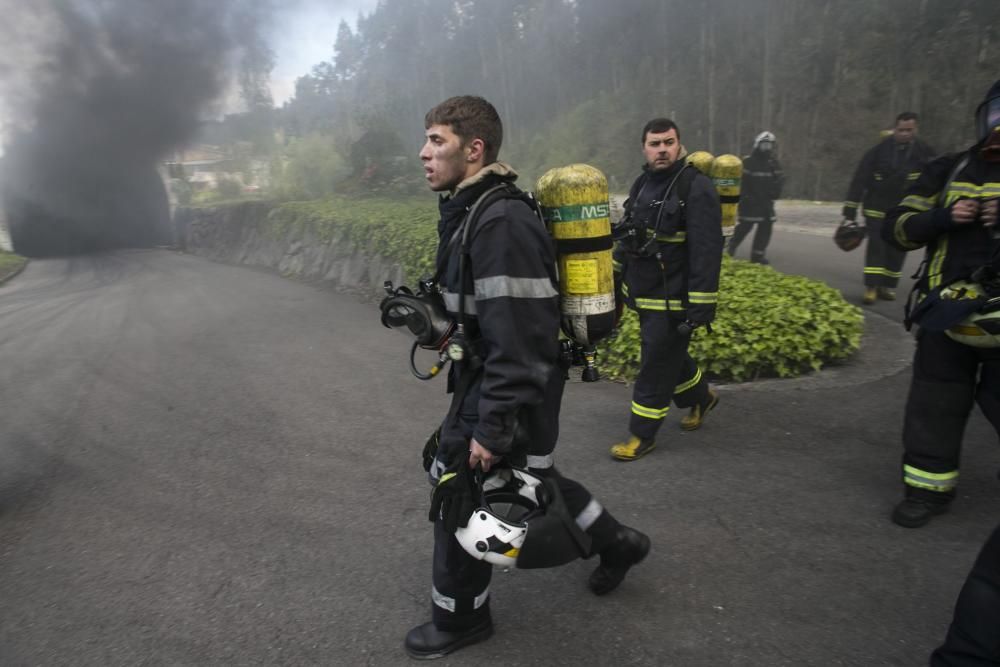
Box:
[424,96,502,163]
[896,111,919,124]
[642,118,680,143]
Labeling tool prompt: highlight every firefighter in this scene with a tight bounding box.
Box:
[931,522,1000,666]
[609,118,723,462]
[844,111,936,304]
[407,96,650,659]
[727,131,784,265]
[882,81,1000,528]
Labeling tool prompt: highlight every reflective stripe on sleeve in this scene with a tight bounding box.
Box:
[688,291,718,305]
[899,194,937,212]
[474,275,559,301]
[844,201,860,209]
[903,465,958,492]
[894,211,923,250]
[443,291,477,315]
[863,208,885,219]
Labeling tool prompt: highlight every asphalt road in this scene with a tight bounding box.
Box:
[0,239,997,666]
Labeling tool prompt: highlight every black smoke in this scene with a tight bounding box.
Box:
[0,1,273,257]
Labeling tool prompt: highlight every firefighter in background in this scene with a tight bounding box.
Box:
[882,81,1000,528]
[843,111,936,304]
[727,131,784,265]
[609,118,723,462]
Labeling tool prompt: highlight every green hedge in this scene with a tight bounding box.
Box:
[266,196,440,283]
[598,256,863,382]
[231,196,862,381]
[0,250,26,281]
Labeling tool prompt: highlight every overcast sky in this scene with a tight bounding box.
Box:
[269,0,376,105]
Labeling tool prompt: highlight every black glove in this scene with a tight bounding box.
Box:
[422,427,441,472]
[428,458,478,533]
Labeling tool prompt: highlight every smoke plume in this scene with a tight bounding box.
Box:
[0,0,273,256]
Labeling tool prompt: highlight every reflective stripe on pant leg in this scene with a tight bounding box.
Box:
[630,310,691,439]
[541,467,621,556]
[863,217,903,287]
[672,354,709,409]
[903,465,959,492]
[901,331,978,500]
[431,518,492,631]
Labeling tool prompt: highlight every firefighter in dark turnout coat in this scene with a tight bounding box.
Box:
[728,131,784,264]
[405,96,650,660]
[882,83,1000,528]
[844,111,936,303]
[931,522,1000,666]
[609,118,723,462]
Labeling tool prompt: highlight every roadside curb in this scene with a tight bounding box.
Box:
[718,309,913,393]
[0,258,28,287]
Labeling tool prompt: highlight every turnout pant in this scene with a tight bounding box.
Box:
[429,362,620,631]
[931,522,1000,666]
[900,330,1000,503]
[629,310,710,441]
[863,217,906,288]
[728,215,774,261]
[430,466,622,631]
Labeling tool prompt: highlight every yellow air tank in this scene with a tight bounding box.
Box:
[536,164,616,379]
[710,154,743,237]
[686,151,715,176]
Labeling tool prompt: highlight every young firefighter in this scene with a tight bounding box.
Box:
[406,95,650,659]
[609,118,723,461]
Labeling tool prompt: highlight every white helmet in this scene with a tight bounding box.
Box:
[753,131,776,152]
[454,468,545,568]
[937,281,1000,348]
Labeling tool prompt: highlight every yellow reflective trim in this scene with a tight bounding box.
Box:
[622,283,630,296]
[675,368,702,394]
[612,259,622,271]
[656,231,687,243]
[863,208,885,219]
[907,171,921,180]
[928,236,949,290]
[894,211,922,250]
[943,181,1000,206]
[631,401,669,419]
[634,298,667,311]
[844,201,860,208]
[864,267,902,278]
[903,465,958,480]
[903,465,959,491]
[667,299,685,311]
[900,194,936,212]
[688,291,718,305]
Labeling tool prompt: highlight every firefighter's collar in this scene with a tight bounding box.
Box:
[447,162,518,199]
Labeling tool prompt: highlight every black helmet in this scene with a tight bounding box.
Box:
[834,220,866,252]
[975,80,1000,143]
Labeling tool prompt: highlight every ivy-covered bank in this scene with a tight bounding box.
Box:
[0,250,27,283]
[179,196,862,382]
